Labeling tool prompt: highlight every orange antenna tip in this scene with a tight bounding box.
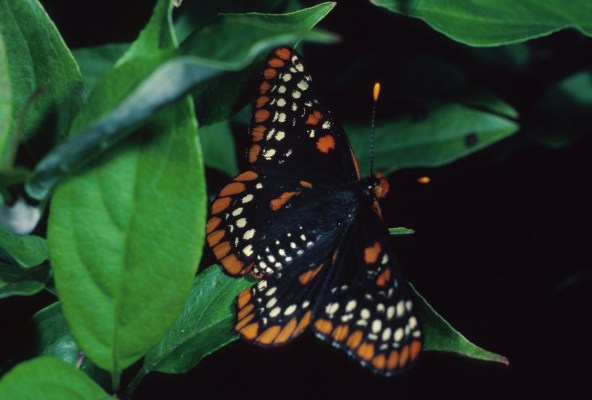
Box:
[373,82,381,102]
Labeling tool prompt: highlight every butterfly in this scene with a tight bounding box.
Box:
[206,47,422,376]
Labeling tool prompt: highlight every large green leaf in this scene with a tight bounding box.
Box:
[73,44,129,92]
[0,32,11,163]
[346,101,518,175]
[0,357,113,400]
[371,0,592,46]
[128,266,252,393]
[47,0,204,386]
[0,0,84,166]
[412,284,508,364]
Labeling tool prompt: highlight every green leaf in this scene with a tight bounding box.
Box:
[413,284,509,365]
[0,225,49,298]
[46,0,205,384]
[388,227,415,235]
[18,303,112,389]
[0,357,113,400]
[371,0,592,46]
[0,0,84,163]
[0,262,49,298]
[173,0,288,41]
[73,44,128,92]
[180,4,337,63]
[128,266,252,393]
[200,120,239,176]
[185,3,338,126]
[0,224,48,267]
[537,70,592,148]
[346,102,518,175]
[0,31,12,165]
[24,56,223,201]
[28,302,80,362]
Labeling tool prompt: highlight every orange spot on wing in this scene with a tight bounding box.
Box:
[399,345,410,368]
[255,96,270,109]
[213,241,231,260]
[259,81,271,94]
[219,182,246,196]
[206,217,221,234]
[237,288,252,308]
[274,318,298,344]
[242,262,254,275]
[305,110,323,125]
[274,48,291,60]
[372,354,386,370]
[235,170,258,181]
[237,303,254,321]
[267,58,284,68]
[263,68,277,80]
[299,180,312,188]
[206,229,225,247]
[211,197,231,215]
[298,264,324,285]
[251,125,265,142]
[270,191,300,211]
[255,109,270,123]
[364,241,381,264]
[357,342,375,361]
[239,322,260,340]
[376,267,391,287]
[235,312,255,331]
[346,330,363,349]
[257,325,281,344]
[410,340,422,361]
[332,324,349,342]
[387,350,399,370]
[249,144,261,163]
[295,310,311,333]
[316,135,336,153]
[314,318,333,335]
[221,254,243,275]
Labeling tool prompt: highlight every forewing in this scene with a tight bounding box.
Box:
[207,170,357,278]
[247,47,360,184]
[311,209,423,376]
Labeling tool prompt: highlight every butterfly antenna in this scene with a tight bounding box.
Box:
[370,82,380,176]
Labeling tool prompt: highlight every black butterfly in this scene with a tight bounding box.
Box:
[206,47,422,376]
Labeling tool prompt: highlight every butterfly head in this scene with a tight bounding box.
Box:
[364,172,389,200]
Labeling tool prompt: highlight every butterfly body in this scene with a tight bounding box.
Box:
[206,47,422,376]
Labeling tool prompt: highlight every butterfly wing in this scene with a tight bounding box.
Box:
[246,47,361,184]
[311,206,423,376]
[207,170,358,277]
[230,187,359,345]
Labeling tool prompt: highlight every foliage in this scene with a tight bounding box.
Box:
[0,0,589,397]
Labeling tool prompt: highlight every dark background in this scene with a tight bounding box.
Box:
[3,1,591,399]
